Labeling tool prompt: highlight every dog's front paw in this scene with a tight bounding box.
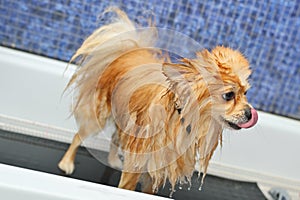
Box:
[58,159,75,175]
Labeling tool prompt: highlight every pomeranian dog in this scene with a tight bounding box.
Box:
[58,8,258,194]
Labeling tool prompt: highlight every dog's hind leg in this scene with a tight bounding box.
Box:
[58,115,102,174]
[140,173,155,194]
[58,127,91,175]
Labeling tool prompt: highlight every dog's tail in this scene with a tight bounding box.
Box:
[66,7,157,111]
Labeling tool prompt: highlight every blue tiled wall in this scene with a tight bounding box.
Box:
[1,0,299,119]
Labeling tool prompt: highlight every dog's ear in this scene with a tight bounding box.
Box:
[162,62,196,83]
[162,63,197,111]
[162,63,185,82]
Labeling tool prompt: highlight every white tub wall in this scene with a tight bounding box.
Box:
[0,47,116,148]
[0,47,76,131]
[0,46,300,199]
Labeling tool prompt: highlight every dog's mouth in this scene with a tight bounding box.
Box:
[224,108,258,130]
[226,121,242,130]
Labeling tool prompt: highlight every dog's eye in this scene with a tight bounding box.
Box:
[222,91,235,101]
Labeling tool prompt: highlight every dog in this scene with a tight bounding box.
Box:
[58,8,258,194]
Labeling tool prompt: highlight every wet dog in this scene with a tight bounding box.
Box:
[58,8,258,194]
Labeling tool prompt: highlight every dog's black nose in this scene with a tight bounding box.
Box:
[244,107,252,120]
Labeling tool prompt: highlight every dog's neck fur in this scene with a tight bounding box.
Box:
[117,60,223,191]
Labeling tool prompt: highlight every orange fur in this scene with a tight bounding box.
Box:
[58,8,257,194]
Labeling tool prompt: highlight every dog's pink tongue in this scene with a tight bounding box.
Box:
[238,108,258,128]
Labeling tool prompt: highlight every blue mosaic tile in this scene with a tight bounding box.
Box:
[0,0,299,119]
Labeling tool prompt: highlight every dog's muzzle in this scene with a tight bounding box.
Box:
[237,108,258,128]
[225,107,258,130]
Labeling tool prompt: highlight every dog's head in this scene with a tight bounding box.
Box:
[163,46,258,130]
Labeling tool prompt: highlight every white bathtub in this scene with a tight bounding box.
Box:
[0,46,299,199]
[0,163,170,200]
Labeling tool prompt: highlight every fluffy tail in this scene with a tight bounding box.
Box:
[66,7,157,111]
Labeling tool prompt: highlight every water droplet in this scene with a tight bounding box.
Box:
[180,117,185,123]
[169,189,176,198]
[153,186,159,194]
[186,124,191,134]
[198,171,201,177]
[199,173,206,191]
[199,185,202,191]
[187,179,192,190]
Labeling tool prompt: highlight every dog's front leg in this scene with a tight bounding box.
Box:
[140,173,157,194]
[118,172,141,191]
